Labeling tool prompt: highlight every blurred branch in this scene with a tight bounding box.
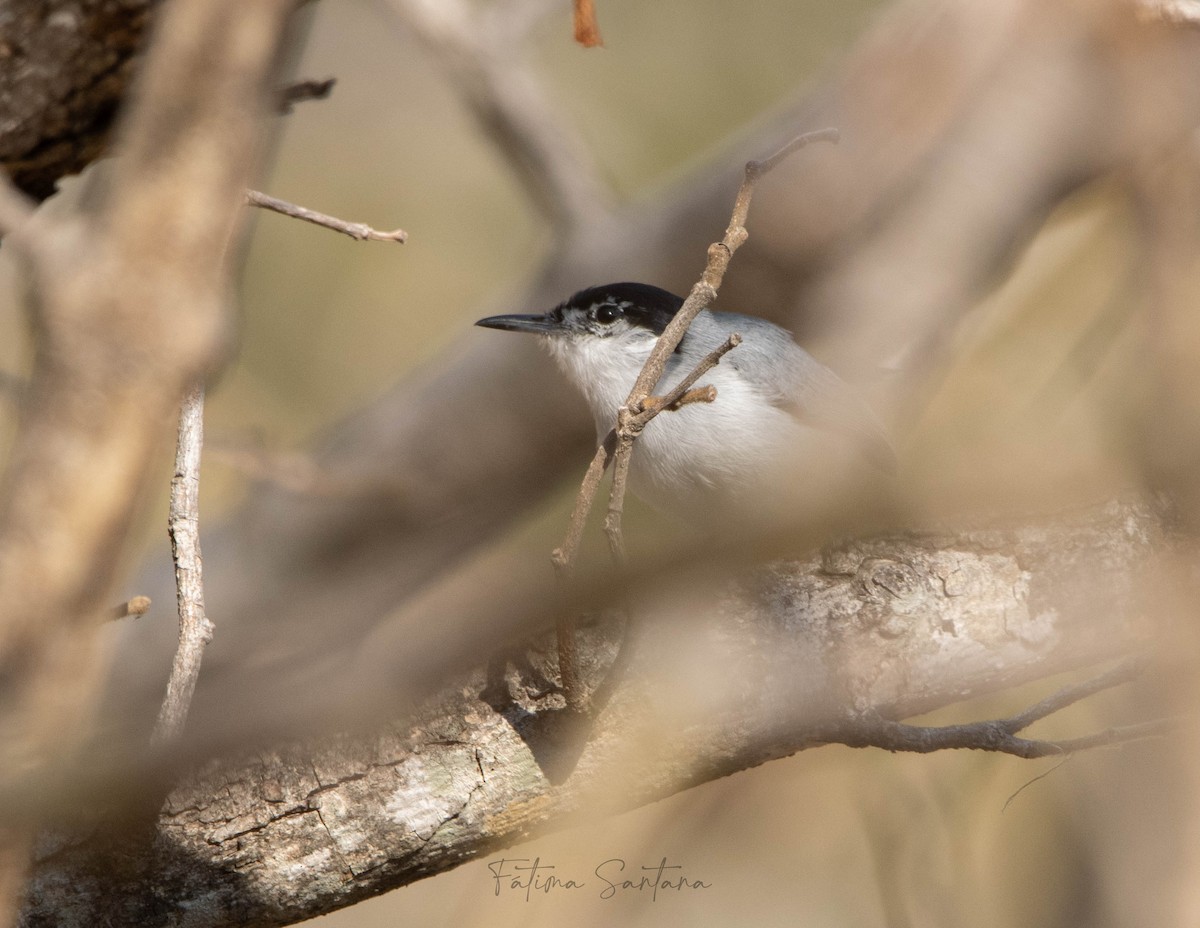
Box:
[86,0,1200,766]
[385,0,611,232]
[207,439,401,496]
[0,0,296,921]
[108,596,152,622]
[25,498,1165,925]
[276,77,336,113]
[152,385,213,746]
[573,0,602,47]
[483,0,563,45]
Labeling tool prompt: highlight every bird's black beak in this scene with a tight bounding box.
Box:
[475,312,563,335]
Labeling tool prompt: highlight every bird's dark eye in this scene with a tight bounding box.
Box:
[594,302,622,324]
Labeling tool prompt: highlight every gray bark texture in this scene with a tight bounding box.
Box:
[21,499,1164,927]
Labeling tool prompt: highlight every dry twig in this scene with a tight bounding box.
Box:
[822,658,1165,758]
[246,190,407,243]
[549,129,838,713]
[153,385,213,745]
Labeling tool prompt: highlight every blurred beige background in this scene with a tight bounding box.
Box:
[1,0,1178,925]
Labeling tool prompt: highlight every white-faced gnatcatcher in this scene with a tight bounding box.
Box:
[477,283,893,520]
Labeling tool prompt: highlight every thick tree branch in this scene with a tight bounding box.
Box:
[23,498,1167,926]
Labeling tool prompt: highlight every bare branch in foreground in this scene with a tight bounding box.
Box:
[152,385,213,746]
[21,499,1166,927]
[246,190,408,243]
[0,0,295,920]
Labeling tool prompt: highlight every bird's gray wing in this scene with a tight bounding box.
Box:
[722,320,897,472]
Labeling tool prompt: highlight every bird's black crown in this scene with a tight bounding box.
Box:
[555,282,684,336]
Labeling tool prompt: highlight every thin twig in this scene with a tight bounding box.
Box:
[551,433,616,574]
[593,134,836,565]
[820,659,1168,759]
[640,386,718,413]
[277,77,336,113]
[631,334,741,421]
[549,130,837,715]
[554,134,836,576]
[550,433,615,711]
[600,334,742,553]
[152,384,214,745]
[246,190,408,243]
[831,714,1176,759]
[1002,657,1146,733]
[624,128,838,405]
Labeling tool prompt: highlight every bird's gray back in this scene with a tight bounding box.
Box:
[678,309,896,471]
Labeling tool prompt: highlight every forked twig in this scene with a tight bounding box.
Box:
[550,128,839,714]
[821,658,1166,759]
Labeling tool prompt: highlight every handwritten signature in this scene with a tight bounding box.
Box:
[487,857,711,902]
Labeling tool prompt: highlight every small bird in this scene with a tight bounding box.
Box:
[477,283,893,522]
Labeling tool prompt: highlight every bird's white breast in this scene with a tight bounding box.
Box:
[545,332,811,519]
